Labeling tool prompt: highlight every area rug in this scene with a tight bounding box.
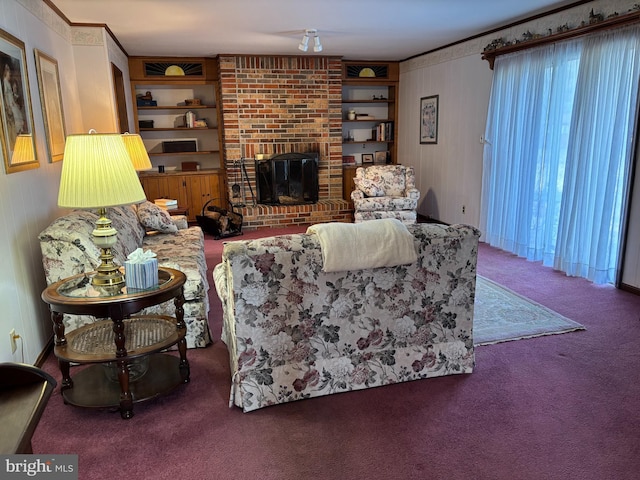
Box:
[474,275,585,345]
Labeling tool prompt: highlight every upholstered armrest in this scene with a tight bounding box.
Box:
[170,215,189,230]
[406,188,420,201]
[351,189,365,201]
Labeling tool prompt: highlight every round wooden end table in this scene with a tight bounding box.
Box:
[41,267,189,419]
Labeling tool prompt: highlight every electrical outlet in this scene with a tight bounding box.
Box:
[9,328,17,354]
[462,205,466,214]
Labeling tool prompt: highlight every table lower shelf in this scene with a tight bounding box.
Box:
[62,354,187,409]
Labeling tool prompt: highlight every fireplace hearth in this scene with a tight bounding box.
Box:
[255,153,319,205]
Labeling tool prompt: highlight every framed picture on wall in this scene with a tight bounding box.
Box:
[0,28,38,173]
[420,95,438,144]
[35,49,66,162]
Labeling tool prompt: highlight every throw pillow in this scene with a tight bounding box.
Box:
[355,178,385,197]
[136,201,178,233]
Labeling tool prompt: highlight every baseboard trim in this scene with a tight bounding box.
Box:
[35,336,54,368]
[620,282,640,297]
[417,214,448,225]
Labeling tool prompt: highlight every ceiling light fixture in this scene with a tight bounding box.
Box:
[299,29,321,53]
[298,33,309,52]
[313,35,323,53]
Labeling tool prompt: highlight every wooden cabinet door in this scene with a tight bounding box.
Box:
[141,172,226,222]
[185,173,226,222]
[166,176,189,209]
[140,175,188,208]
[140,176,170,202]
[186,176,208,221]
[206,172,226,206]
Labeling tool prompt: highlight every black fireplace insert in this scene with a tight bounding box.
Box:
[255,153,319,205]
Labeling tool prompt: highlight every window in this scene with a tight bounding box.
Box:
[481,25,640,284]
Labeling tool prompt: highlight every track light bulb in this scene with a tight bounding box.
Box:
[298,34,309,52]
[313,35,322,52]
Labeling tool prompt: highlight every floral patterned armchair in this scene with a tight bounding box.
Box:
[350,165,420,224]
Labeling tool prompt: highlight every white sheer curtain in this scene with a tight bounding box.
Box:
[480,25,640,284]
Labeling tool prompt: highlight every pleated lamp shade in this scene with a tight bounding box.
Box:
[58,133,146,209]
[121,133,152,171]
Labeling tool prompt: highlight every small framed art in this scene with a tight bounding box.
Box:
[420,95,438,144]
[362,153,374,164]
[374,150,388,164]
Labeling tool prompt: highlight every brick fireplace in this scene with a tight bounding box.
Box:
[218,55,351,229]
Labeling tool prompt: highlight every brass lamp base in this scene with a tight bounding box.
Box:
[92,208,125,287]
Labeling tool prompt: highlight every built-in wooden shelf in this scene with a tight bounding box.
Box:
[140,127,216,131]
[149,151,218,157]
[138,105,216,110]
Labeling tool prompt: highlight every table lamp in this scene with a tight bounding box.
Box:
[58,131,147,287]
[121,133,152,171]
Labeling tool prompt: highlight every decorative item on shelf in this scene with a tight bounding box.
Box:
[345,64,389,79]
[342,155,356,166]
[193,119,208,128]
[57,130,147,289]
[164,65,185,76]
[347,110,356,120]
[184,98,201,106]
[356,113,374,120]
[374,151,389,164]
[162,139,197,153]
[185,110,196,128]
[362,153,374,164]
[138,120,154,129]
[181,161,199,171]
[121,132,152,171]
[136,91,157,106]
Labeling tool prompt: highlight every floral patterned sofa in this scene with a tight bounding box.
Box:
[38,202,211,348]
[351,165,420,224]
[213,222,481,412]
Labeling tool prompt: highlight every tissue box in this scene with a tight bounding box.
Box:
[125,258,158,290]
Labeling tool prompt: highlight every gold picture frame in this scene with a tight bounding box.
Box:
[0,28,38,173]
[35,49,66,162]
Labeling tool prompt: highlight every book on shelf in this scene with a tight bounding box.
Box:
[342,155,356,166]
[372,121,394,142]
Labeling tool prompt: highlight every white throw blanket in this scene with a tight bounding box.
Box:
[306,219,417,273]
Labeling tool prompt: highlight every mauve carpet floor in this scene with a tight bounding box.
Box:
[33,227,640,480]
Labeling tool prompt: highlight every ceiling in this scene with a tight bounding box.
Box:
[52,0,582,61]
